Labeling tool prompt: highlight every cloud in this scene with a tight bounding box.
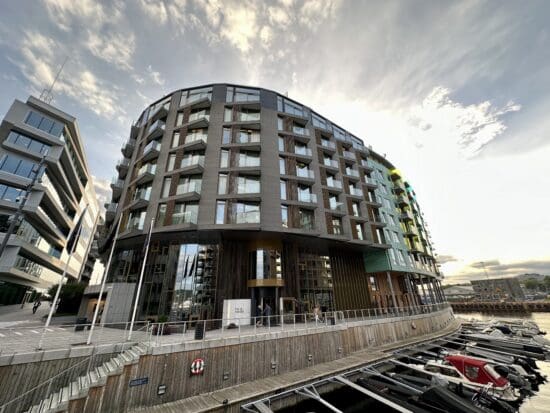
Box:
[85,31,136,71]
[138,0,169,24]
[147,65,165,86]
[444,259,550,284]
[42,0,121,31]
[437,255,459,265]
[92,176,111,214]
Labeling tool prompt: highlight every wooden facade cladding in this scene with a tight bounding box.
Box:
[330,252,372,310]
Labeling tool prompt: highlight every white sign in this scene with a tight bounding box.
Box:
[222,299,251,326]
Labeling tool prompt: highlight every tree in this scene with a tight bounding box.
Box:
[47,283,86,314]
[524,278,540,291]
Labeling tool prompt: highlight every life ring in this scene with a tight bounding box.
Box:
[411,321,417,329]
[190,358,205,375]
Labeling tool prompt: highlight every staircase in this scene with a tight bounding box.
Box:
[25,343,148,413]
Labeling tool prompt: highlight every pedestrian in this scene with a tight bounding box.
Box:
[263,303,272,327]
[313,304,320,323]
[255,304,263,326]
[32,298,41,314]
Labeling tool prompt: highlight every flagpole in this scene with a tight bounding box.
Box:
[86,215,123,345]
[38,206,87,350]
[128,218,154,341]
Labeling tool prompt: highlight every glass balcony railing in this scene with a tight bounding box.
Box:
[342,150,355,159]
[184,133,208,144]
[147,119,165,136]
[298,192,317,203]
[111,177,124,187]
[137,163,157,177]
[326,179,342,189]
[173,210,198,225]
[181,156,205,168]
[106,203,118,213]
[178,181,202,194]
[361,159,372,168]
[364,177,376,185]
[236,111,261,122]
[188,111,210,123]
[182,92,211,105]
[292,125,309,136]
[14,255,43,277]
[345,169,360,177]
[234,210,260,224]
[238,158,261,167]
[349,187,363,196]
[117,158,129,168]
[296,168,314,179]
[323,159,339,168]
[329,201,345,211]
[321,140,336,150]
[143,140,161,155]
[294,147,312,156]
[133,187,152,202]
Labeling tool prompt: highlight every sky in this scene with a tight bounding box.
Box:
[0,0,549,284]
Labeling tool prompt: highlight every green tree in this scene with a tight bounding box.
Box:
[524,278,541,291]
[47,283,86,314]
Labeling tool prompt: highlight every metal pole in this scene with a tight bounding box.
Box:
[77,212,100,282]
[0,156,46,259]
[86,215,122,345]
[386,272,398,308]
[128,219,154,341]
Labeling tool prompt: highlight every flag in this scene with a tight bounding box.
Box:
[66,205,88,253]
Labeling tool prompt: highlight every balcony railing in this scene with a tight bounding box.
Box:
[133,187,151,202]
[321,140,336,150]
[137,163,157,177]
[181,156,205,168]
[236,112,261,122]
[345,169,360,177]
[298,192,317,203]
[294,147,312,157]
[342,150,355,159]
[326,179,342,189]
[349,187,363,196]
[296,168,314,179]
[292,125,309,136]
[364,177,376,185]
[172,210,198,225]
[143,140,161,156]
[234,210,260,224]
[323,159,339,168]
[178,181,202,194]
[146,119,165,136]
[188,111,210,123]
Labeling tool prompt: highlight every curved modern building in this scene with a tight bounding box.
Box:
[99,84,445,322]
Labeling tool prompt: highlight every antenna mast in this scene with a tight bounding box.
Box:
[39,56,68,104]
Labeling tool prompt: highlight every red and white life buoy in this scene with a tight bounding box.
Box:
[190,358,205,375]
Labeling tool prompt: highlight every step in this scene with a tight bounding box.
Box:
[126,349,139,359]
[78,374,90,391]
[69,381,80,399]
[88,370,99,386]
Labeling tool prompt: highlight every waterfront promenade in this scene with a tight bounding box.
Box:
[452,301,550,313]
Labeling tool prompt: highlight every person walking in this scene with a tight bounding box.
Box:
[263,303,272,327]
[313,304,320,324]
[255,304,263,326]
[32,298,41,314]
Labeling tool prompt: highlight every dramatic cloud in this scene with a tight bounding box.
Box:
[445,259,550,284]
[92,176,111,213]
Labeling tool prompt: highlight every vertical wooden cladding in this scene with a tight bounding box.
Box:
[281,241,300,300]
[325,212,334,234]
[330,251,372,310]
[215,240,249,314]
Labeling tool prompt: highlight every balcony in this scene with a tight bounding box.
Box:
[348,187,363,197]
[396,195,408,207]
[297,192,317,204]
[186,111,210,128]
[116,158,129,178]
[294,147,312,161]
[291,125,310,136]
[233,210,260,224]
[235,112,261,123]
[344,168,360,179]
[295,168,315,182]
[135,163,157,185]
[329,201,346,214]
[146,119,166,141]
[181,93,211,109]
[142,140,161,162]
[121,138,136,157]
[320,140,336,152]
[363,177,377,188]
[322,159,339,170]
[110,178,124,200]
[182,135,207,151]
[390,169,402,181]
[404,226,419,237]
[150,102,170,121]
[360,159,373,170]
[399,211,414,221]
[366,195,382,207]
[371,214,386,227]
[393,185,405,195]
[342,150,355,160]
[177,181,202,200]
[180,156,205,174]
[172,210,198,226]
[105,203,117,223]
[129,187,151,210]
[326,179,342,190]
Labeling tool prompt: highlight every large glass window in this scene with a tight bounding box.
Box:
[0,184,25,202]
[299,209,314,230]
[6,131,51,155]
[277,97,307,117]
[167,154,176,171]
[224,108,232,122]
[24,111,64,137]
[185,129,208,144]
[278,136,285,152]
[156,203,167,226]
[0,155,40,178]
[238,151,260,167]
[237,129,260,143]
[218,173,228,194]
[220,149,229,168]
[280,180,287,200]
[279,157,286,174]
[176,175,202,194]
[222,127,231,144]
[216,201,225,224]
[181,151,204,168]
[235,108,260,122]
[172,202,198,225]
[332,218,342,235]
[356,223,364,240]
[180,87,212,106]
[281,206,288,228]
[237,175,260,194]
[226,86,260,102]
[175,112,184,127]
[234,202,260,224]
[171,132,181,148]
[161,177,172,198]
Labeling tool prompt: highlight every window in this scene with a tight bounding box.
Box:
[177,175,201,194]
[180,87,212,106]
[171,132,181,148]
[216,201,225,224]
[332,218,342,235]
[224,108,232,122]
[312,113,330,130]
[218,173,228,194]
[279,157,286,174]
[277,116,284,131]
[175,112,184,127]
[235,202,260,223]
[292,122,309,136]
[299,209,314,230]
[161,177,171,198]
[397,250,406,266]
[6,131,50,155]
[133,185,152,201]
[237,175,260,194]
[278,97,307,117]
[278,136,285,152]
[237,129,260,143]
[281,206,288,228]
[329,195,340,210]
[352,202,360,217]
[222,127,231,144]
[181,152,204,168]
[172,202,198,225]
[189,108,209,122]
[0,155,40,178]
[24,111,64,137]
[185,129,207,144]
[356,224,364,240]
[236,108,260,122]
[167,154,176,171]
[226,86,260,102]
[0,183,25,202]
[392,231,399,243]
[156,204,167,226]
[280,180,287,200]
[127,210,146,230]
[238,151,260,167]
[220,149,229,168]
[369,276,378,291]
[295,142,309,156]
